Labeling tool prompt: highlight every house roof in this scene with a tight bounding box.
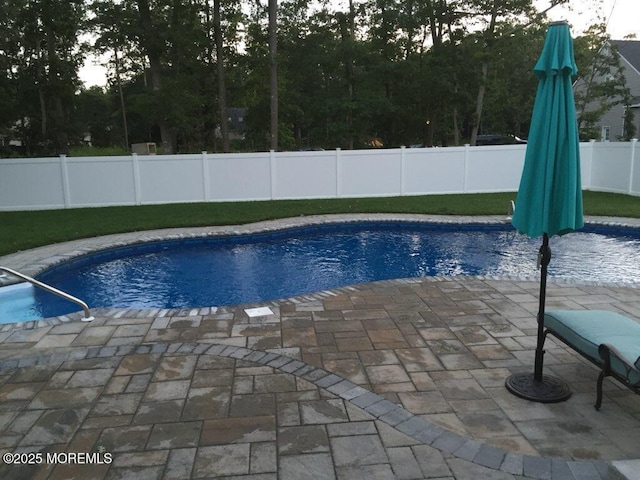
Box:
[610,40,640,73]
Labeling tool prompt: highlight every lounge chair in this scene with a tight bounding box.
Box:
[543,310,640,410]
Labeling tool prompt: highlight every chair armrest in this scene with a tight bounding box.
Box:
[599,343,640,386]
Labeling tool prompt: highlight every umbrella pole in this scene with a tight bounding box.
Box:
[505,233,572,403]
[534,233,551,381]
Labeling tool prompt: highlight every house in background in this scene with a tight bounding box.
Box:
[577,40,640,142]
[215,108,247,141]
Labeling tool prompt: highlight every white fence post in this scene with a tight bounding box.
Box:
[270,149,276,200]
[132,153,142,205]
[59,154,70,208]
[201,151,210,201]
[630,138,638,195]
[463,144,470,193]
[400,146,406,195]
[588,139,596,191]
[335,148,342,198]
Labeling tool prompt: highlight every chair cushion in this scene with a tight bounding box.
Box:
[544,310,640,385]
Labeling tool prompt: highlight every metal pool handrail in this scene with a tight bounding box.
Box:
[0,266,94,322]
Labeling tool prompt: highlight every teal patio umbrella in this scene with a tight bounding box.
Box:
[505,21,584,403]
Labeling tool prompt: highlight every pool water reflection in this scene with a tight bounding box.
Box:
[3,222,640,323]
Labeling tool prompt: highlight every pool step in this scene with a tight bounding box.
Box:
[610,460,640,480]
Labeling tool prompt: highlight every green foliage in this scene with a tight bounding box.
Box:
[622,106,637,141]
[73,87,122,148]
[68,145,129,156]
[479,23,546,139]
[2,0,634,155]
[1,0,86,155]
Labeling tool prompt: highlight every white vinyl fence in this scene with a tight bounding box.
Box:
[1,140,638,211]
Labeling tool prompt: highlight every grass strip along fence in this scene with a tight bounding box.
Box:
[1,191,639,257]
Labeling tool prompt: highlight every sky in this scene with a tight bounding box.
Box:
[536,0,640,39]
[79,0,640,88]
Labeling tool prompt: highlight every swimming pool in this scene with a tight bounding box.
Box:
[2,221,640,323]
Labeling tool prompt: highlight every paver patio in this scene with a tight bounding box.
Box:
[1,215,639,479]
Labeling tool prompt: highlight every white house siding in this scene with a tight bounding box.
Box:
[578,41,640,142]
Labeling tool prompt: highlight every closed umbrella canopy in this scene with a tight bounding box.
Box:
[512,21,584,238]
[506,21,584,403]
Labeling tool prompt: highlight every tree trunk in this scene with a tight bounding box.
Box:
[114,48,130,151]
[338,2,355,150]
[38,86,47,139]
[470,61,488,146]
[426,0,443,48]
[269,0,278,151]
[52,96,68,154]
[35,39,47,139]
[136,0,175,154]
[213,0,230,152]
[453,106,460,146]
[44,21,68,154]
[470,0,499,146]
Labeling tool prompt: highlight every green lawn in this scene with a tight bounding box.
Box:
[1,191,639,257]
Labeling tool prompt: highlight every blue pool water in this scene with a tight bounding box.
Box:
[0,283,42,324]
[2,222,640,323]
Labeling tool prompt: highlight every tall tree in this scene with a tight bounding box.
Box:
[336,2,356,149]
[91,0,215,152]
[0,1,21,149]
[135,0,175,153]
[420,0,464,146]
[213,0,230,152]
[89,0,137,151]
[477,22,545,139]
[2,0,601,157]
[269,0,278,150]
[464,0,534,145]
[5,0,86,155]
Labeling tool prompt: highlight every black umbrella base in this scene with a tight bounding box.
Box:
[505,373,572,403]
